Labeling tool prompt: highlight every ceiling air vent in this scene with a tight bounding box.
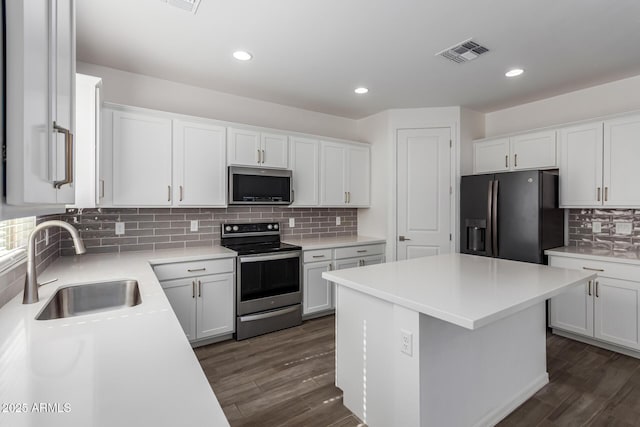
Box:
[161,0,201,14]
[436,39,489,64]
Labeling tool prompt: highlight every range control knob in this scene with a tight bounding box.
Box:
[267,224,273,230]
[232,225,239,232]
[225,226,232,232]
[273,223,279,230]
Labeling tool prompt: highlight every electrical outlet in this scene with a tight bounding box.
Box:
[400,329,413,356]
[115,222,125,235]
[289,218,295,228]
[336,216,341,225]
[616,222,633,235]
[592,221,602,233]
[190,220,198,232]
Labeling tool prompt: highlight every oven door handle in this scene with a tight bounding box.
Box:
[239,252,301,263]
[239,306,299,322]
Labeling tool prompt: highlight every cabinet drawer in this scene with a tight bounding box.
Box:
[549,255,640,282]
[153,258,234,281]
[334,244,385,260]
[303,249,333,263]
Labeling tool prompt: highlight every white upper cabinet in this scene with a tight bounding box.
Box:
[112,111,173,206]
[173,120,226,206]
[603,114,640,207]
[72,74,102,208]
[320,141,370,207]
[510,130,557,171]
[227,127,288,168]
[473,137,510,174]
[5,0,76,207]
[558,121,603,207]
[290,136,320,206]
[473,131,557,174]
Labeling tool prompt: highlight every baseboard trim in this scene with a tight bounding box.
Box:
[552,329,640,359]
[472,373,549,427]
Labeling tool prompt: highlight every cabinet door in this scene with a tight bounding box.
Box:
[362,254,385,266]
[112,111,173,206]
[347,145,370,207]
[161,278,197,341]
[473,138,510,174]
[549,282,594,337]
[173,120,226,206]
[196,273,235,339]
[558,122,603,207]
[261,132,288,168]
[594,277,640,350]
[320,142,347,206]
[303,261,333,315]
[5,0,75,206]
[290,137,319,206]
[603,115,640,207]
[227,128,260,166]
[510,130,557,171]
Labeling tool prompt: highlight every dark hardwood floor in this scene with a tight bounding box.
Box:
[196,316,640,427]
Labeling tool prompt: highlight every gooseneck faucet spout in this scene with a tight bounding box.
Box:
[23,220,86,304]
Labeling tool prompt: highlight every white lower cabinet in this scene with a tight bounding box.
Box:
[549,255,640,352]
[154,258,235,343]
[302,243,385,318]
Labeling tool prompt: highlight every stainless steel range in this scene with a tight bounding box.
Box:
[221,222,302,340]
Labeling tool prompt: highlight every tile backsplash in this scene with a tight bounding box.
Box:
[59,207,358,255]
[568,209,640,251]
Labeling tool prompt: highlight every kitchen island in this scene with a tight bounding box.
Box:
[322,253,595,427]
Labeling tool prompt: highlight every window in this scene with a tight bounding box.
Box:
[0,216,36,272]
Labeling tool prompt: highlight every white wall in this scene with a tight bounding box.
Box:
[459,108,485,176]
[77,62,360,141]
[485,73,640,137]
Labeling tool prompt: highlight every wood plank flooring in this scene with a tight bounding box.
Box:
[196,316,640,427]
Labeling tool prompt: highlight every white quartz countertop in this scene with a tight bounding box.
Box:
[323,253,595,330]
[0,246,236,427]
[282,235,385,250]
[546,246,640,266]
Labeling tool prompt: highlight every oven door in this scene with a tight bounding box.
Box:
[237,251,302,315]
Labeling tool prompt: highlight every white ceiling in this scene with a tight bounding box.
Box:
[76,0,640,119]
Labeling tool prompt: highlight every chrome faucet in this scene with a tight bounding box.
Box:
[23,220,86,304]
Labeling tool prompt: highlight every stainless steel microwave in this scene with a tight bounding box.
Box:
[228,166,293,205]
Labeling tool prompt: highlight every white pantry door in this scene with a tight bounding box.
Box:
[396,128,451,260]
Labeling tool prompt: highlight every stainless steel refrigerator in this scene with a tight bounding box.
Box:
[460,170,564,264]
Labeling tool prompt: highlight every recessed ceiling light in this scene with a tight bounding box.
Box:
[505,68,524,78]
[354,87,369,94]
[233,51,253,61]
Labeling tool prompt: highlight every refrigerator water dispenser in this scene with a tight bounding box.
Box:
[465,219,486,252]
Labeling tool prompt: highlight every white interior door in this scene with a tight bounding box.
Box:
[396,128,451,260]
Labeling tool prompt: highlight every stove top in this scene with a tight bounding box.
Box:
[220,222,301,256]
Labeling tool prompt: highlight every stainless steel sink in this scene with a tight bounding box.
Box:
[36,280,142,320]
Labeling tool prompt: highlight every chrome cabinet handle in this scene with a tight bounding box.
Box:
[291,189,295,203]
[587,280,592,296]
[604,187,608,202]
[344,192,347,204]
[192,280,196,298]
[99,179,105,199]
[597,187,601,202]
[357,250,367,253]
[328,263,333,271]
[583,266,604,272]
[312,255,325,258]
[257,149,261,164]
[399,236,411,241]
[198,280,202,298]
[187,267,206,272]
[168,185,171,202]
[347,192,351,203]
[53,122,74,188]
[514,154,518,168]
[595,281,599,298]
[262,149,265,164]
[179,185,183,202]
[505,155,508,168]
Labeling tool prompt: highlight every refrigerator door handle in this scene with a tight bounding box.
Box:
[486,180,494,256]
[492,180,499,256]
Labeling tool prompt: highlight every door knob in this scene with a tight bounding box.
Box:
[399,236,411,242]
